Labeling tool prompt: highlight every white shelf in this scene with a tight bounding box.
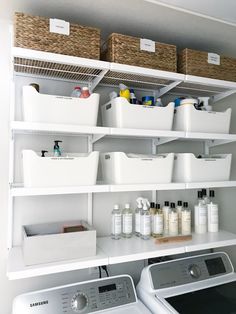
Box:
[11,184,110,196]
[8,230,236,279]
[7,246,108,280]
[109,183,185,192]
[11,121,110,137]
[97,237,185,264]
[186,181,236,189]
[185,230,236,252]
[13,48,236,100]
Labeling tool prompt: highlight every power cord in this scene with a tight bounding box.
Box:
[98,265,109,278]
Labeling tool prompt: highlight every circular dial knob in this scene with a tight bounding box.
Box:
[71,293,88,312]
[188,264,201,279]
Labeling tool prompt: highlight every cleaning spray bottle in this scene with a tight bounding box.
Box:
[135,197,143,237]
[140,198,151,240]
[54,140,62,157]
[119,83,130,101]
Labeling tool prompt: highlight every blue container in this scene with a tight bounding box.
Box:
[142,96,154,106]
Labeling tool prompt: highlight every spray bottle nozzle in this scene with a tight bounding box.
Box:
[41,150,48,157]
[54,140,62,148]
[136,197,144,208]
[142,198,150,210]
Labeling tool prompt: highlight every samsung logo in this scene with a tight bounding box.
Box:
[30,300,48,307]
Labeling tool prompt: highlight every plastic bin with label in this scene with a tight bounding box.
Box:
[173,153,232,182]
[173,104,231,133]
[22,150,99,187]
[22,220,96,265]
[22,86,100,125]
[101,97,175,130]
[100,152,174,184]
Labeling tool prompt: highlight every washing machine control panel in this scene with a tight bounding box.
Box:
[150,252,233,290]
[13,275,137,314]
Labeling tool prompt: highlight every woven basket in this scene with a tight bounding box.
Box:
[101,33,177,72]
[14,12,100,59]
[178,48,236,82]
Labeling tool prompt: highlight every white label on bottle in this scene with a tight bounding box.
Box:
[112,214,121,235]
[135,213,140,233]
[140,215,151,236]
[199,207,207,225]
[208,53,220,65]
[208,204,219,232]
[181,211,191,235]
[140,38,155,53]
[154,214,163,234]
[194,205,207,234]
[49,18,70,35]
[169,212,178,236]
[123,213,132,234]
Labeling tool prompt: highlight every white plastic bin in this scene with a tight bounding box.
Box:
[100,152,174,184]
[22,150,99,187]
[173,153,232,182]
[173,104,231,133]
[22,220,96,265]
[22,86,100,125]
[101,97,175,130]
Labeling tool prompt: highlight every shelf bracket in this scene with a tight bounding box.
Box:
[90,134,106,144]
[89,69,109,92]
[212,90,236,103]
[206,138,235,148]
[155,80,182,98]
[153,137,178,146]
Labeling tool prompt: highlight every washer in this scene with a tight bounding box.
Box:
[137,252,236,314]
[12,274,152,314]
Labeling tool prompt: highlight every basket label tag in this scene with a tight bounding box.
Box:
[49,18,70,36]
[208,53,220,65]
[140,38,155,53]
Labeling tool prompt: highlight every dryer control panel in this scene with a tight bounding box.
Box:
[13,275,137,314]
[150,252,233,290]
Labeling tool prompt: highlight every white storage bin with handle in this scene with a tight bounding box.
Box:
[22,86,100,125]
[173,153,232,183]
[22,150,99,187]
[173,104,231,133]
[101,97,175,130]
[100,152,174,184]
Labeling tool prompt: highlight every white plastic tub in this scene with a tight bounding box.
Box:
[22,86,100,125]
[22,150,99,187]
[173,153,232,182]
[22,220,96,265]
[173,104,231,133]
[101,97,175,130]
[100,152,174,184]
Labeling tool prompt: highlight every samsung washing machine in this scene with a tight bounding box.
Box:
[12,274,152,314]
[137,252,236,314]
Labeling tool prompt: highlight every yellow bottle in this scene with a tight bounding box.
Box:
[119,83,130,101]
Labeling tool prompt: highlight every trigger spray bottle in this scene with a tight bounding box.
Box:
[140,198,151,240]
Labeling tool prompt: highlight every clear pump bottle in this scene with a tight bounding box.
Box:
[111,204,122,240]
[149,202,156,236]
[169,202,178,236]
[181,202,191,235]
[176,200,183,233]
[122,203,133,238]
[202,188,210,205]
[140,199,151,240]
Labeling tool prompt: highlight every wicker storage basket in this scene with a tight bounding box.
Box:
[102,33,177,72]
[178,48,236,82]
[14,12,100,59]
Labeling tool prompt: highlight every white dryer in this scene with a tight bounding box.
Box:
[137,252,236,314]
[12,274,152,314]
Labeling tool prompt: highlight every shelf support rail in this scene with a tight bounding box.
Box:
[90,134,106,144]
[212,89,236,103]
[155,80,182,98]
[206,138,236,148]
[89,69,109,92]
[153,137,178,146]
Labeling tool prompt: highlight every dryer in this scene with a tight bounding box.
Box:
[137,252,236,314]
[12,274,152,314]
